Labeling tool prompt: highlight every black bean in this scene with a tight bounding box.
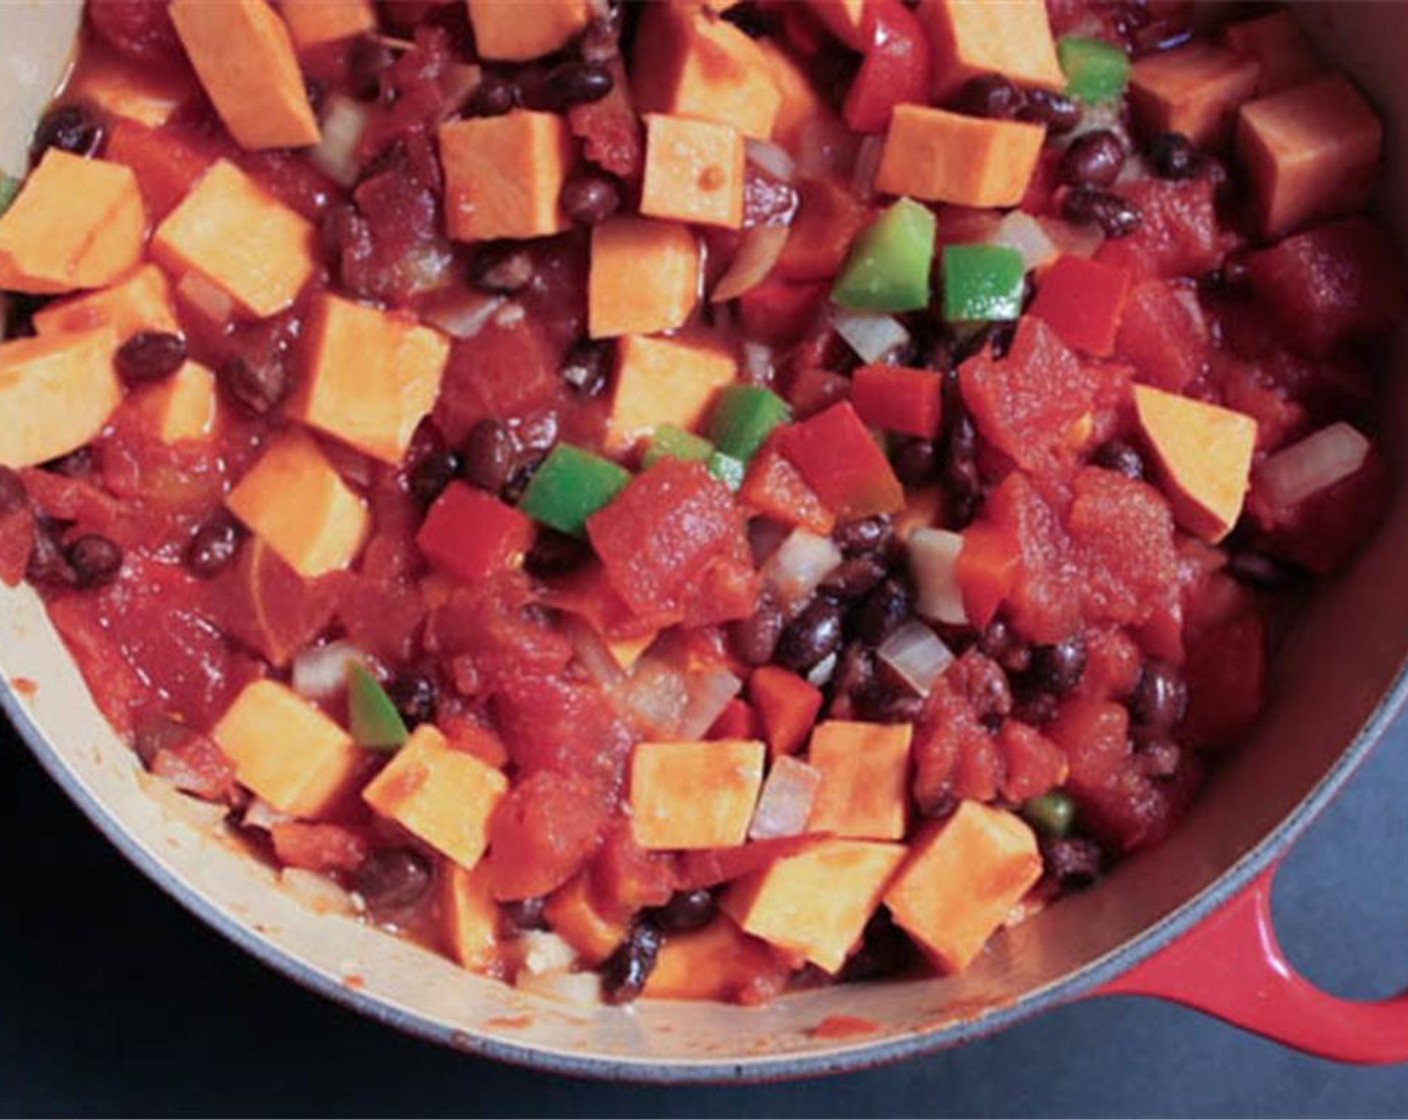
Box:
[1062,188,1142,239]
[469,244,534,294]
[501,454,545,505]
[854,669,926,723]
[523,528,592,579]
[66,534,122,588]
[775,594,844,673]
[1146,131,1197,180]
[559,173,622,226]
[1059,129,1126,188]
[185,513,242,578]
[1128,659,1187,730]
[26,519,73,586]
[838,909,919,983]
[353,848,433,911]
[408,446,461,507]
[940,415,982,527]
[1040,835,1104,888]
[1028,636,1086,695]
[951,650,1013,725]
[31,103,103,162]
[854,578,912,648]
[44,446,94,478]
[832,641,876,702]
[832,514,893,557]
[918,787,959,821]
[1093,439,1145,481]
[114,331,187,385]
[559,340,612,397]
[502,896,549,931]
[1018,88,1080,133]
[952,74,1024,120]
[821,555,887,601]
[978,618,1031,674]
[892,437,938,487]
[387,670,437,728]
[0,466,26,517]
[465,73,520,117]
[1012,689,1058,726]
[651,888,716,933]
[729,591,783,666]
[461,418,516,495]
[219,353,288,418]
[538,61,614,109]
[347,34,395,100]
[955,320,1016,362]
[1131,727,1181,779]
[600,921,662,1005]
[1226,549,1296,590]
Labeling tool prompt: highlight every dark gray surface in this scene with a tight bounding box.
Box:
[1,710,1406,1119]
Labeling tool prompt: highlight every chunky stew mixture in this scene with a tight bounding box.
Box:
[0,0,1404,1005]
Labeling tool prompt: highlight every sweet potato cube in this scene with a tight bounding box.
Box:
[169,0,320,150]
[885,801,1040,972]
[466,0,590,61]
[543,874,628,966]
[632,4,782,141]
[643,915,787,1002]
[875,105,1044,208]
[1236,75,1382,240]
[589,217,700,339]
[441,862,500,971]
[33,264,180,339]
[291,294,449,463]
[806,721,911,841]
[139,360,218,444]
[0,328,122,469]
[0,151,144,294]
[606,334,736,453]
[439,111,572,242]
[279,0,376,48]
[722,838,905,973]
[68,54,193,129]
[757,39,831,153]
[641,114,746,229]
[1222,11,1321,96]
[1129,43,1260,148]
[629,739,766,850]
[922,0,1065,99]
[1133,384,1256,544]
[153,159,318,318]
[363,724,509,869]
[806,0,866,49]
[225,429,370,577]
[212,680,362,818]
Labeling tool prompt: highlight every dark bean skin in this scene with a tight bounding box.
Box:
[951,650,1013,725]
[1013,689,1059,726]
[854,673,926,724]
[469,245,534,294]
[1028,636,1087,695]
[347,34,395,100]
[1226,549,1296,590]
[940,411,982,527]
[839,908,919,983]
[45,446,94,478]
[1132,728,1181,779]
[559,340,612,397]
[387,671,438,728]
[955,320,1016,362]
[353,848,433,911]
[66,534,123,588]
[728,591,783,666]
[1062,188,1142,239]
[31,103,103,161]
[821,555,887,601]
[1059,129,1126,188]
[185,514,242,578]
[775,594,845,674]
[523,528,592,579]
[651,888,716,933]
[538,62,614,109]
[918,787,959,821]
[832,641,876,703]
[461,418,516,495]
[219,353,288,418]
[465,73,520,117]
[0,466,26,517]
[855,578,913,648]
[559,173,622,226]
[408,447,461,507]
[1129,659,1187,730]
[1093,439,1145,481]
[952,73,1024,120]
[600,921,663,1005]
[114,331,187,385]
[1146,131,1197,180]
[832,514,893,557]
[501,453,545,505]
[501,896,549,932]
[1040,835,1104,888]
[26,519,73,586]
[1018,88,1081,133]
[978,618,1032,674]
[892,437,938,487]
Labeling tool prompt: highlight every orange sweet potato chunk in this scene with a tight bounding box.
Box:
[169,0,320,150]
[629,739,766,850]
[139,360,219,444]
[0,151,144,294]
[641,113,746,229]
[884,800,1042,972]
[806,721,912,841]
[875,105,1043,208]
[589,216,701,338]
[441,862,501,971]
[606,333,736,453]
[0,328,122,469]
[756,39,831,153]
[543,874,628,966]
[439,110,573,241]
[1236,74,1382,240]
[1129,42,1260,148]
[1222,10,1321,96]
[278,0,376,49]
[922,0,1064,99]
[643,915,788,1002]
[33,264,179,339]
[466,0,590,61]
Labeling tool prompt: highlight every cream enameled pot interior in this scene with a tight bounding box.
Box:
[2,2,1406,1080]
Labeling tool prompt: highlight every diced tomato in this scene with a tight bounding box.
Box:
[1095,178,1227,280]
[777,401,904,518]
[777,178,872,282]
[212,541,344,670]
[748,665,824,759]
[430,578,574,687]
[842,0,931,133]
[0,505,34,587]
[568,57,644,181]
[104,119,213,220]
[1181,611,1266,750]
[1067,466,1178,627]
[88,0,188,69]
[850,364,944,439]
[1246,447,1389,574]
[416,483,534,584]
[1077,624,1144,701]
[737,280,828,344]
[709,697,760,741]
[493,671,635,789]
[1115,280,1211,393]
[271,822,370,874]
[1028,255,1132,357]
[1214,355,1306,452]
[739,442,837,535]
[955,522,1020,630]
[486,771,611,901]
[432,321,564,447]
[997,721,1067,803]
[911,676,998,812]
[983,472,1081,644]
[674,834,822,891]
[590,818,676,917]
[46,597,148,735]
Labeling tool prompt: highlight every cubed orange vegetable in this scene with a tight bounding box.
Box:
[441,862,501,971]
[606,333,736,453]
[806,0,867,49]
[632,4,781,141]
[643,915,788,1002]
[33,264,180,339]
[1236,74,1382,240]
[543,874,627,965]
[875,105,1044,208]
[68,53,194,129]
[439,110,572,241]
[757,39,831,152]
[465,0,590,61]
[278,0,376,48]
[629,739,766,850]
[1133,384,1256,544]
[138,360,219,444]
[0,150,144,294]
[225,429,371,577]
[589,217,701,338]
[212,680,362,818]
[1129,42,1260,148]
[363,724,509,868]
[805,721,912,841]
[722,838,906,973]
[291,294,449,463]
[641,113,746,229]
[886,801,1040,972]
[152,159,318,318]
[0,328,121,469]
[748,665,823,759]
[921,0,1064,99]
[1222,11,1321,96]
[169,0,320,150]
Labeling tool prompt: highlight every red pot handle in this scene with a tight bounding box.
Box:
[1098,863,1408,1063]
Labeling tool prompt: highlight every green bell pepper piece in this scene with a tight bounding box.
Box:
[519,443,631,537]
[1058,36,1131,104]
[941,244,1026,323]
[706,451,745,492]
[707,384,790,464]
[1021,791,1077,837]
[831,197,936,313]
[347,662,409,751]
[0,175,19,219]
[643,424,714,468]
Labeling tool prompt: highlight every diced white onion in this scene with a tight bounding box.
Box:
[796,115,860,180]
[515,931,579,976]
[676,667,743,740]
[749,756,822,840]
[291,639,362,702]
[622,657,688,736]
[422,292,506,340]
[834,308,910,364]
[806,651,838,688]
[177,271,234,327]
[1067,101,1125,142]
[877,620,954,698]
[1256,422,1371,509]
[242,798,290,831]
[280,869,355,916]
[743,340,775,381]
[851,133,886,202]
[990,211,1059,272]
[711,224,789,303]
[909,527,968,626]
[309,95,369,188]
[1039,216,1104,260]
[746,138,797,183]
[763,528,843,608]
[515,967,602,1006]
[1170,283,1208,338]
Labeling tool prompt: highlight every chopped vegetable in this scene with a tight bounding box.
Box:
[1129,42,1258,148]
[832,308,911,363]
[0,174,19,218]
[1027,254,1131,356]
[842,0,932,134]
[707,384,791,463]
[749,756,823,841]
[874,105,1044,208]
[1058,36,1131,105]
[762,527,843,608]
[519,444,631,537]
[606,333,738,454]
[641,113,746,229]
[439,111,573,241]
[927,0,1065,99]
[876,620,954,698]
[346,662,410,751]
[777,400,905,518]
[941,244,1026,323]
[1255,422,1371,510]
[629,739,766,850]
[851,364,942,439]
[807,720,913,840]
[1022,791,1076,837]
[644,424,713,466]
[0,328,122,469]
[417,482,534,582]
[909,528,967,625]
[831,197,935,313]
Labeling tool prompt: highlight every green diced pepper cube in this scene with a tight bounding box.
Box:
[643,424,714,468]
[1022,791,1077,837]
[1058,36,1131,104]
[941,244,1026,324]
[707,384,790,464]
[0,175,19,219]
[707,451,745,491]
[519,443,631,537]
[347,662,409,751]
[831,197,936,313]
